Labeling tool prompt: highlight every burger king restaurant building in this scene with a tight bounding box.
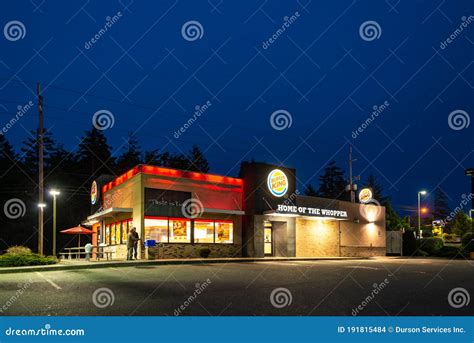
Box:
[85,162,386,259]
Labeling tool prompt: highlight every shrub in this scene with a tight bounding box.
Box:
[402,230,417,256]
[6,246,32,255]
[443,233,458,242]
[0,253,58,267]
[419,237,444,255]
[461,232,474,248]
[199,248,211,258]
[421,228,433,237]
[435,245,462,258]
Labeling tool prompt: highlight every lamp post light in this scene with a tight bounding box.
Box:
[418,190,427,239]
[49,189,60,257]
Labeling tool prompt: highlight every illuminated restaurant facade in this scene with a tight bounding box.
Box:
[85,162,386,259]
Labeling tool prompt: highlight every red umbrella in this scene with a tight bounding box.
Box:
[60,225,93,248]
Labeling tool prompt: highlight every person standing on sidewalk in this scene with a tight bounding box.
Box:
[127,227,139,260]
[132,228,140,260]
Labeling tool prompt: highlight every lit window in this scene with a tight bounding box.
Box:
[144,218,168,242]
[121,220,128,244]
[111,223,116,245]
[215,221,233,243]
[194,220,214,243]
[169,218,191,243]
[105,225,110,245]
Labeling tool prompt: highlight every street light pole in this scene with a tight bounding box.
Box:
[469,209,474,236]
[49,189,60,257]
[418,190,427,239]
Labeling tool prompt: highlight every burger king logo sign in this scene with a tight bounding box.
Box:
[91,180,98,205]
[267,169,288,197]
[358,187,373,204]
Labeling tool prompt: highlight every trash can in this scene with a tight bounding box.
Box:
[144,240,157,260]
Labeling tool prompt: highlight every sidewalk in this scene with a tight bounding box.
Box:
[0,256,371,274]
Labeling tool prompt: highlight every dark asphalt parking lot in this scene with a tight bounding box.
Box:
[0,258,473,316]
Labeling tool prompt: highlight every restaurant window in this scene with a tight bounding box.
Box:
[169,218,191,243]
[194,220,214,243]
[121,220,128,244]
[215,221,233,244]
[110,223,116,245]
[105,225,110,245]
[144,217,169,243]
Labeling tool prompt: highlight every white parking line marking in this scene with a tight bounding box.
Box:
[344,266,379,270]
[35,272,62,290]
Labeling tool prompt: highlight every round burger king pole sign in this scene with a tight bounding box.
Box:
[267,169,288,197]
[91,180,98,205]
[358,187,373,204]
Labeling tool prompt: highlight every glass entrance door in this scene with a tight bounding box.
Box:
[264,221,273,256]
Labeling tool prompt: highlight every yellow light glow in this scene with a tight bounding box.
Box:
[360,203,380,222]
[367,222,376,234]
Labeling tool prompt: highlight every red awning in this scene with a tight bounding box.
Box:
[60,226,93,235]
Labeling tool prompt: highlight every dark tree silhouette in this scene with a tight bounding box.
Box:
[187,145,209,173]
[433,187,450,220]
[304,184,318,196]
[77,127,115,178]
[116,133,142,174]
[144,145,209,173]
[317,161,347,200]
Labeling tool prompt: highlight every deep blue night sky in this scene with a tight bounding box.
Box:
[1,0,473,214]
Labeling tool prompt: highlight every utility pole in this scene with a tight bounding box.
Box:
[347,146,358,203]
[466,168,474,235]
[37,82,44,255]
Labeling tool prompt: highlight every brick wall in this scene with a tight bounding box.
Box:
[295,218,340,257]
[147,244,241,259]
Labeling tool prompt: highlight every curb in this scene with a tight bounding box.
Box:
[0,256,371,274]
